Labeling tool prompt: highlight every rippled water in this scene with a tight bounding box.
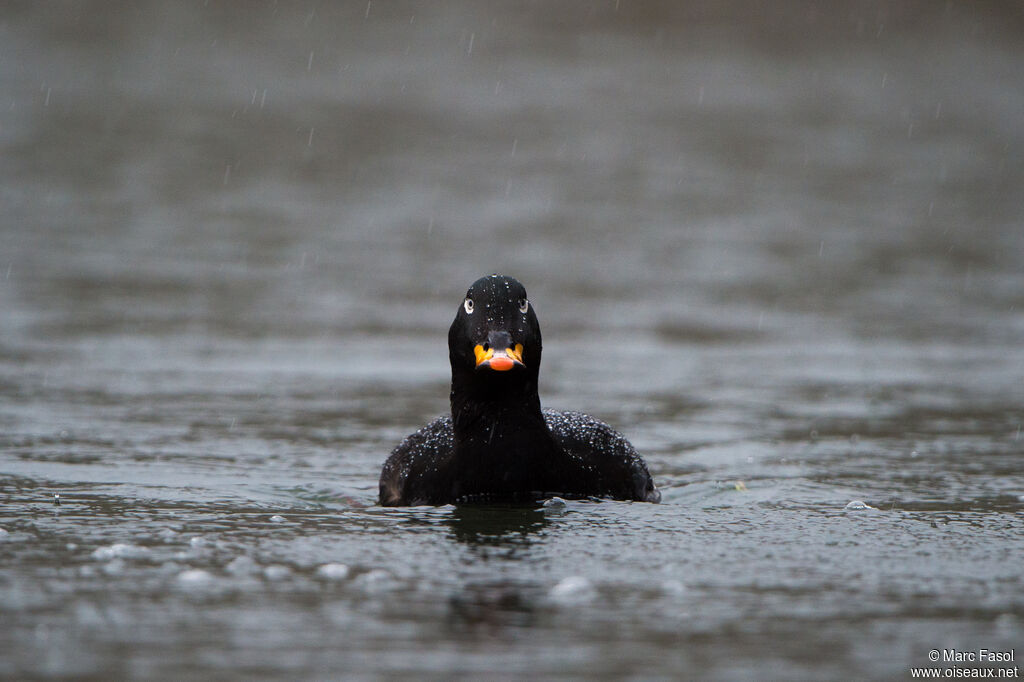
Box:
[2,2,1023,679]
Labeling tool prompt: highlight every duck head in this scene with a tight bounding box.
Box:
[448,274,543,400]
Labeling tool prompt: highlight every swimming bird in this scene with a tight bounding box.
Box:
[378,274,660,506]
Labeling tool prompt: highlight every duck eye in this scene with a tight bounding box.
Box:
[464,298,474,314]
[519,298,529,314]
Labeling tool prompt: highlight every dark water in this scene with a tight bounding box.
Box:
[2,2,1023,679]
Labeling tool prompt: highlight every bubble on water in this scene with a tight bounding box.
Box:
[101,559,126,576]
[542,496,566,508]
[661,579,686,597]
[353,569,398,593]
[157,561,182,576]
[995,613,1018,635]
[177,569,214,585]
[316,563,350,580]
[549,576,595,604]
[225,556,258,576]
[263,565,291,581]
[189,536,207,548]
[269,515,286,523]
[91,543,149,561]
[845,500,875,511]
[0,528,8,540]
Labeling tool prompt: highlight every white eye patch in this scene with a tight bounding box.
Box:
[464,298,474,314]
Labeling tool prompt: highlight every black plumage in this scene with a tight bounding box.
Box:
[378,274,660,506]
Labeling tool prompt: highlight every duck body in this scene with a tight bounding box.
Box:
[378,275,660,506]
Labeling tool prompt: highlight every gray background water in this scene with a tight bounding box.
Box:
[1,1,1022,679]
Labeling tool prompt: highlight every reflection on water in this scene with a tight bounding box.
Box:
[447,582,537,633]
[1,0,1023,679]
[446,505,550,548]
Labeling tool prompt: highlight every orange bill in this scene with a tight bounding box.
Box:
[473,343,524,371]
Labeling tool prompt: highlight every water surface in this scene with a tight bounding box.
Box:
[1,2,1022,679]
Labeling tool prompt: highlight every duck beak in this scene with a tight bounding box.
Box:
[474,332,525,372]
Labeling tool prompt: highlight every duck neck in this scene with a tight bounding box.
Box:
[448,374,560,501]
